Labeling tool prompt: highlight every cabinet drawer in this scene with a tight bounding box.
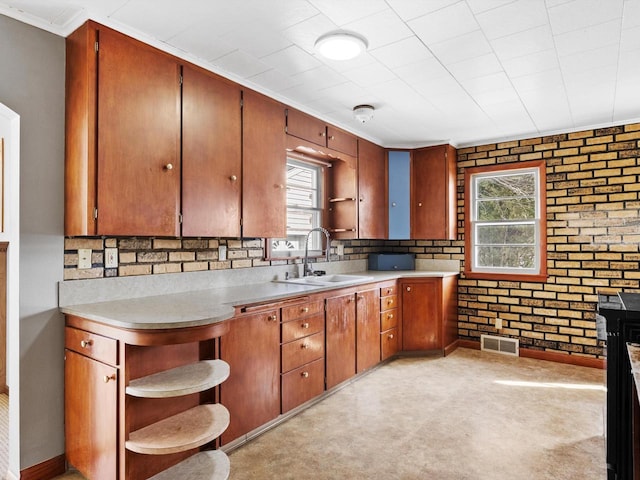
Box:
[282,331,324,373]
[380,309,398,331]
[326,126,357,157]
[281,358,324,413]
[65,327,118,366]
[380,294,397,311]
[281,300,324,323]
[381,328,399,361]
[282,314,324,343]
[380,285,397,297]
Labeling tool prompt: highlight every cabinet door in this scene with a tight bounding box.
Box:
[327,125,357,157]
[65,350,117,480]
[97,27,181,236]
[242,90,287,238]
[401,279,441,351]
[411,144,457,240]
[182,65,241,237]
[285,108,326,148]
[325,293,357,389]
[356,289,381,373]
[358,140,387,239]
[219,309,280,444]
[388,151,411,239]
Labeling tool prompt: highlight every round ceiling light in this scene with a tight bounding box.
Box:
[353,105,375,123]
[315,31,368,61]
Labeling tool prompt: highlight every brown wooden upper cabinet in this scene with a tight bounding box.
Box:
[411,144,457,240]
[357,139,387,239]
[285,108,357,157]
[182,65,242,238]
[242,90,287,239]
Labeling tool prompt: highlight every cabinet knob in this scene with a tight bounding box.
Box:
[164,163,173,171]
[329,135,335,140]
[103,374,116,383]
[301,343,309,349]
[301,371,309,378]
[391,202,397,207]
[80,340,93,348]
[302,307,309,313]
[388,334,394,340]
[388,313,394,319]
[319,132,326,137]
[357,296,363,301]
[359,197,364,203]
[387,299,394,305]
[267,314,277,322]
[418,202,422,207]
[348,297,355,302]
[301,322,309,329]
[229,175,238,182]
[406,286,412,292]
[277,184,285,189]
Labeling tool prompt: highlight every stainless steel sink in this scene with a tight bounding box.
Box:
[276,274,374,287]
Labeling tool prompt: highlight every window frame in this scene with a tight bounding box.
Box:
[464,159,547,282]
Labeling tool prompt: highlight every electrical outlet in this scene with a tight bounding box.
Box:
[78,249,92,269]
[219,245,227,261]
[495,318,503,330]
[105,248,118,268]
[336,244,344,256]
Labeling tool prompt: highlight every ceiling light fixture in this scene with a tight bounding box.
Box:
[353,105,375,123]
[315,31,368,61]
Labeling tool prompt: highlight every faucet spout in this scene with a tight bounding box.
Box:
[303,227,331,276]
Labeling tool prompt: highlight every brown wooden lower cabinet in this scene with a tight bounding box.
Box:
[400,276,458,354]
[356,288,381,373]
[219,305,280,444]
[379,281,400,361]
[281,358,325,413]
[325,291,357,389]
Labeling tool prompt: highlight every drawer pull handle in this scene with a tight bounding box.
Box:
[388,334,394,339]
[387,299,394,305]
[301,343,309,349]
[301,322,310,329]
[80,340,93,348]
[103,374,116,383]
[406,287,412,292]
[267,314,277,322]
[388,314,394,319]
[301,371,309,378]
[302,307,309,313]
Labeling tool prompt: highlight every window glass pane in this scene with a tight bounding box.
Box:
[477,172,535,198]
[476,223,535,245]
[476,246,536,269]
[287,185,315,208]
[477,198,535,221]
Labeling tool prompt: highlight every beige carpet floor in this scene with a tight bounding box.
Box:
[51,348,606,479]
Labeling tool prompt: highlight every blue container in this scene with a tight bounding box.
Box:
[368,253,415,271]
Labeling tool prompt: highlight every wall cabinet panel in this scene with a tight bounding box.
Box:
[358,139,387,239]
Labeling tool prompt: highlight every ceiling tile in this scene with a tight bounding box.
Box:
[282,13,339,54]
[430,30,492,65]
[502,50,559,78]
[511,68,565,94]
[247,68,302,93]
[394,57,451,83]
[261,45,322,76]
[308,0,388,26]
[290,65,347,91]
[168,23,236,62]
[475,0,548,40]
[342,8,413,50]
[548,0,624,35]
[460,72,512,95]
[621,25,640,52]
[491,25,555,61]
[623,0,640,29]
[554,20,621,57]
[558,44,619,76]
[408,2,479,45]
[466,0,518,14]
[219,22,292,58]
[385,0,460,21]
[340,62,396,88]
[370,36,433,69]
[213,50,271,79]
[447,53,503,81]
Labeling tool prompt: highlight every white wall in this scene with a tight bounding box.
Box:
[0,14,65,472]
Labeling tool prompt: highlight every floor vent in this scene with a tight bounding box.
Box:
[481,334,519,356]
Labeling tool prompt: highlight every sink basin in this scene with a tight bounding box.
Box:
[276,274,374,287]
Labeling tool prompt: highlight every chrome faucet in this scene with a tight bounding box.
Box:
[303,227,331,276]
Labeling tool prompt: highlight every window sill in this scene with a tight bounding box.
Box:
[462,270,548,283]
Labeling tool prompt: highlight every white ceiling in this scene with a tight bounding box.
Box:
[2,0,639,148]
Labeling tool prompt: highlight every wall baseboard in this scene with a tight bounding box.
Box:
[20,455,65,480]
[458,340,605,369]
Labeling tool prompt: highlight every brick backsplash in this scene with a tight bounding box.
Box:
[63,122,640,360]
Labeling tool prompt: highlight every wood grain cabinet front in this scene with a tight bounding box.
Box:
[280,299,325,413]
[356,288,381,373]
[379,282,399,361]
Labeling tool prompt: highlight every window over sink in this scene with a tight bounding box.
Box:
[268,158,325,258]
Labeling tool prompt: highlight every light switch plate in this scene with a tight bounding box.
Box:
[336,244,345,256]
[78,249,92,269]
[219,245,227,261]
[105,248,118,268]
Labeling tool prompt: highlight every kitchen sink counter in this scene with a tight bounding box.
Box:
[59,263,459,330]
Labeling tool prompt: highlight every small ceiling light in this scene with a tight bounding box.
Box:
[353,105,375,123]
[315,31,368,61]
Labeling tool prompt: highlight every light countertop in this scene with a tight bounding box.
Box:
[59,269,458,331]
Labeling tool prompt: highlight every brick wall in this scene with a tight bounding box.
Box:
[63,122,640,360]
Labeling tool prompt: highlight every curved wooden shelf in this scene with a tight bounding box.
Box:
[328,197,356,203]
[126,360,230,398]
[126,404,230,455]
[149,450,230,480]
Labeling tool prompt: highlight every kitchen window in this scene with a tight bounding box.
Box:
[269,158,325,258]
[464,159,547,281]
